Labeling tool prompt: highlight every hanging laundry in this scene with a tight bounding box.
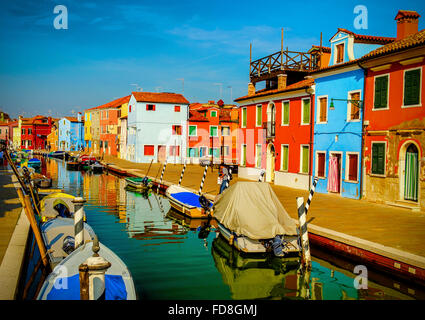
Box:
[327,156,340,193]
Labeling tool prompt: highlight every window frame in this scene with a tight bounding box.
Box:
[210,110,218,117]
[315,151,327,178]
[144,145,155,156]
[345,152,360,183]
[209,125,218,137]
[146,104,156,111]
[280,144,289,172]
[316,95,328,124]
[347,90,362,122]
[281,100,290,126]
[299,144,310,174]
[174,105,181,112]
[372,73,390,111]
[402,66,422,108]
[221,126,230,136]
[172,125,182,136]
[255,144,262,168]
[241,107,247,128]
[241,144,247,166]
[188,125,197,137]
[255,104,262,127]
[335,43,345,64]
[301,98,311,125]
[370,141,387,177]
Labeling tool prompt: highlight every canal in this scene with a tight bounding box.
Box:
[22,157,425,300]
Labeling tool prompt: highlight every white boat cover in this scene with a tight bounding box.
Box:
[213,182,297,239]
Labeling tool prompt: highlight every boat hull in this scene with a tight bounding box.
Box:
[166,185,213,219]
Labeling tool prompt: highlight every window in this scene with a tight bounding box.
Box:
[282,101,289,125]
[256,105,262,127]
[144,145,154,156]
[28,140,32,147]
[105,141,108,148]
[346,153,359,182]
[301,99,310,125]
[241,108,247,128]
[129,105,132,112]
[300,145,310,174]
[28,128,32,135]
[221,126,230,136]
[174,106,181,112]
[188,125,197,137]
[241,144,247,166]
[349,91,361,121]
[146,104,156,111]
[209,148,219,157]
[336,43,344,63]
[404,68,421,106]
[318,97,328,123]
[199,147,207,157]
[316,152,326,178]
[374,75,389,109]
[210,126,218,137]
[22,129,25,135]
[281,145,289,171]
[371,142,386,175]
[255,144,262,168]
[169,146,180,156]
[210,110,217,117]
[188,148,198,157]
[221,145,230,156]
[172,125,182,135]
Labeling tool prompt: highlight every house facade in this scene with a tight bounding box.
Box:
[118,101,129,159]
[360,11,425,211]
[20,115,53,150]
[58,114,84,151]
[187,100,239,165]
[310,27,395,199]
[127,92,189,163]
[47,121,59,152]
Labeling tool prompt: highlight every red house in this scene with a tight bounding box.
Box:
[20,115,53,150]
[187,100,238,165]
[361,10,425,211]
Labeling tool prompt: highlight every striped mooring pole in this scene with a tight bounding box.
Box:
[159,161,167,187]
[297,197,311,269]
[305,177,318,216]
[225,167,232,190]
[72,197,86,249]
[198,164,209,195]
[178,161,187,186]
[79,236,111,300]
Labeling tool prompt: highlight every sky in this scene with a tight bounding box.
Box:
[0,0,424,119]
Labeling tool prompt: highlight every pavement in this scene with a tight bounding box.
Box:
[100,155,425,258]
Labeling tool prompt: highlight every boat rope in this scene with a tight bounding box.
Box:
[305,177,318,216]
[198,164,209,195]
[178,161,187,186]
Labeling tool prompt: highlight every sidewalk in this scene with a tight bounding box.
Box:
[100,155,425,258]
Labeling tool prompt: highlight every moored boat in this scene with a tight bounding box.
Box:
[213,182,300,257]
[125,176,152,190]
[27,158,41,169]
[90,161,103,173]
[165,184,213,219]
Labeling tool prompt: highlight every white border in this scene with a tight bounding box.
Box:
[281,100,290,126]
[280,144,289,172]
[347,89,362,122]
[301,98,311,125]
[209,125,218,137]
[255,104,262,127]
[372,73,390,111]
[299,144,310,174]
[188,125,197,137]
[241,107,247,128]
[315,150,327,178]
[345,151,360,183]
[370,141,387,177]
[316,95,328,124]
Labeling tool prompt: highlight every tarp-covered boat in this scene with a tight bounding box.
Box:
[37,241,136,300]
[213,182,300,256]
[27,158,41,169]
[166,184,213,218]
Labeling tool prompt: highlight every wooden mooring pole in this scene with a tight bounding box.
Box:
[198,165,209,195]
[297,197,311,270]
[178,161,187,186]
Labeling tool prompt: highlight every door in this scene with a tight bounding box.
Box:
[404,144,419,202]
[266,144,275,183]
[158,145,166,163]
[327,153,341,193]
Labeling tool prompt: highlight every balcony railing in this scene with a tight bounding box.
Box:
[263,121,275,138]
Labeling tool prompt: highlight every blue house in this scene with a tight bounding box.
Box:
[310,28,394,199]
[58,113,85,151]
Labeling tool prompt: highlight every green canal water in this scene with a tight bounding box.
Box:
[30,157,424,300]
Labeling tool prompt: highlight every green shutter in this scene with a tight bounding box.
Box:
[405,152,418,201]
[210,126,217,136]
[256,106,262,126]
[302,146,309,173]
[189,125,196,136]
[372,143,385,175]
[282,146,288,171]
[303,100,310,124]
[404,69,420,106]
[242,108,247,127]
[374,76,388,109]
[283,102,289,125]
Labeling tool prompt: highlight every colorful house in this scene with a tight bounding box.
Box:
[235,41,327,188]
[47,121,59,152]
[84,108,100,154]
[7,121,18,149]
[58,114,84,151]
[360,10,425,211]
[127,92,190,163]
[310,27,395,199]
[20,115,54,150]
[187,100,239,165]
[118,99,129,159]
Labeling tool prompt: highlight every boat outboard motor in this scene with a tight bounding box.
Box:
[62,236,75,255]
[198,215,213,240]
[199,195,211,213]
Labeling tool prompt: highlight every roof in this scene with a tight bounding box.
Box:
[309,58,361,74]
[395,10,421,20]
[63,117,82,123]
[132,92,189,105]
[362,29,425,60]
[20,115,51,125]
[86,95,131,111]
[188,110,208,122]
[309,45,331,53]
[235,78,314,102]
[331,28,395,44]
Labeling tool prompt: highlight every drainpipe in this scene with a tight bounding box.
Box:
[357,60,367,200]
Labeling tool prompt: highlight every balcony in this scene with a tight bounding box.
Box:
[263,121,275,138]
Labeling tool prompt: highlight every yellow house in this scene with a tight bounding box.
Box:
[47,122,59,151]
[84,111,92,152]
[118,102,128,159]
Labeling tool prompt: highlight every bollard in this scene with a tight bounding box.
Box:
[79,236,111,300]
[258,169,265,182]
[198,164,209,195]
[178,161,187,186]
[159,161,167,187]
[72,197,86,249]
[305,177,318,216]
[297,197,311,269]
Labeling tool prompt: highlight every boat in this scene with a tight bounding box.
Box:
[125,176,152,190]
[38,192,79,221]
[50,150,67,160]
[78,154,96,170]
[27,158,41,169]
[212,235,304,299]
[165,184,213,218]
[31,172,52,189]
[90,161,103,174]
[66,158,80,170]
[166,208,217,230]
[36,239,137,300]
[213,182,300,257]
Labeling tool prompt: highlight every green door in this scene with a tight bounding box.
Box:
[404,145,419,202]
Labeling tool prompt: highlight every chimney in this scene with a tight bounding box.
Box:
[395,10,420,40]
[248,82,256,96]
[77,112,82,122]
[277,74,288,90]
[208,100,215,104]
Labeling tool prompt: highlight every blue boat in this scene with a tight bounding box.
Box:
[28,158,41,169]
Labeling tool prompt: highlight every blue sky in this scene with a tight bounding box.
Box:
[0,0,424,119]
